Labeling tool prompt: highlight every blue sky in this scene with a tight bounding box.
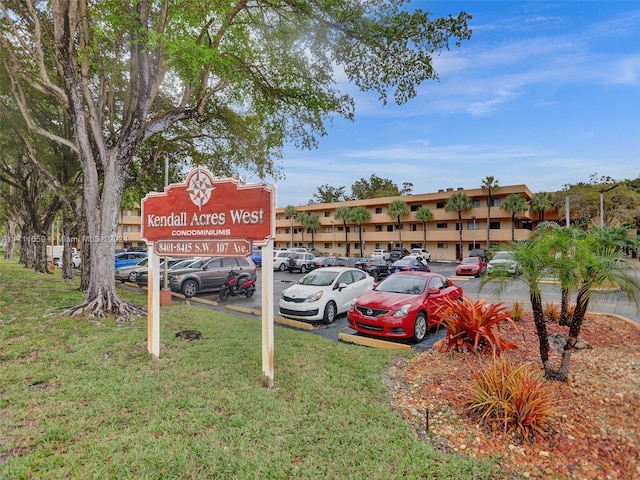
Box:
[251,1,640,208]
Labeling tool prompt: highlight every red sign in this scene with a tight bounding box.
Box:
[141,167,274,245]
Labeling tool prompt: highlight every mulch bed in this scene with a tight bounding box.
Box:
[384,312,640,480]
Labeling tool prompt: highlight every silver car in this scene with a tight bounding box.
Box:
[486,251,521,275]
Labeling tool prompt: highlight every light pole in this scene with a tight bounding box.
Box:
[599,184,618,228]
[472,216,476,250]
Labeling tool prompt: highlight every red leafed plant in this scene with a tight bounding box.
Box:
[464,355,559,440]
[436,296,518,355]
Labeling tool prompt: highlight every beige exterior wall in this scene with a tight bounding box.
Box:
[116,209,145,251]
[275,184,539,261]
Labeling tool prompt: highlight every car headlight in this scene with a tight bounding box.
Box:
[305,291,323,303]
[393,304,412,318]
[349,299,357,310]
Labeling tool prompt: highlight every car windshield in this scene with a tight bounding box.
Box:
[461,257,479,264]
[376,275,426,295]
[299,270,339,286]
[493,252,514,261]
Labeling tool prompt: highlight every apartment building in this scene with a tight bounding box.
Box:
[116,209,145,251]
[275,184,553,261]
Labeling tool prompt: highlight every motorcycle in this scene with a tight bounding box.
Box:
[219,269,256,301]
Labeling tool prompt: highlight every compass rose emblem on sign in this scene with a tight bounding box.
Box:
[185,168,216,210]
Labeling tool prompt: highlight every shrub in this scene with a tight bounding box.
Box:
[544,302,559,323]
[509,300,524,321]
[436,297,518,355]
[465,356,559,440]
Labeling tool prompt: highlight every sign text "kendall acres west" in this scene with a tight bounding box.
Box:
[147,209,265,228]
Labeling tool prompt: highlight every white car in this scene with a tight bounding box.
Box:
[279,267,374,324]
[410,248,431,262]
[54,252,82,268]
[371,249,391,261]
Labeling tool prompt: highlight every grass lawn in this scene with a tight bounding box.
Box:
[0,257,501,479]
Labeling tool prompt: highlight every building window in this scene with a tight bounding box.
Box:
[386,225,393,232]
[436,223,448,229]
[489,221,501,230]
[375,207,382,214]
[436,201,446,209]
[324,211,331,217]
[375,225,382,232]
[410,205,420,212]
[411,224,418,231]
[337,242,343,248]
[324,243,330,249]
[354,226,361,233]
[437,243,448,249]
[337,226,344,232]
[490,198,501,207]
[467,222,479,230]
[122,226,133,232]
[323,227,332,233]
[122,210,133,216]
[455,222,463,231]
[473,199,481,208]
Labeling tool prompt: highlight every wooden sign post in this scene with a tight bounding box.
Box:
[141,167,276,386]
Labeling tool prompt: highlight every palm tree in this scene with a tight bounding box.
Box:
[415,206,434,250]
[501,194,527,241]
[444,191,473,261]
[284,206,297,248]
[304,212,322,250]
[482,227,640,382]
[334,206,351,256]
[348,206,371,257]
[481,176,500,248]
[295,211,309,247]
[387,199,410,246]
[529,191,554,222]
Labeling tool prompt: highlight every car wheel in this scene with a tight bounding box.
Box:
[300,265,307,274]
[371,270,379,281]
[182,280,198,298]
[412,312,428,343]
[278,263,287,272]
[128,272,138,282]
[322,301,337,324]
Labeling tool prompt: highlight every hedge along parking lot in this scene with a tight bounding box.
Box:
[0,257,503,479]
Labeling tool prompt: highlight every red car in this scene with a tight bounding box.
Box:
[455,256,487,277]
[347,271,463,343]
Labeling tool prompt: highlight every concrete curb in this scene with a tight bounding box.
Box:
[338,333,412,350]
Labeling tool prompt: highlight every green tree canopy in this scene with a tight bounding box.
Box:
[311,185,350,204]
[351,175,413,200]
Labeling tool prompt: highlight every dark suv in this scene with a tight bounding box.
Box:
[168,256,256,298]
[389,248,410,261]
[354,257,389,281]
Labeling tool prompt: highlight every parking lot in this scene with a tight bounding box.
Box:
[162,260,640,350]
